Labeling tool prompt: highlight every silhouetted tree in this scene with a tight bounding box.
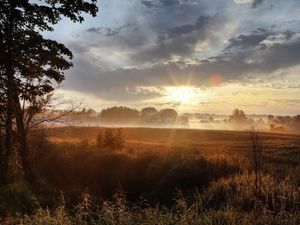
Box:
[159,109,178,124]
[0,0,98,183]
[140,107,159,124]
[227,108,254,125]
[229,109,247,123]
[100,106,139,124]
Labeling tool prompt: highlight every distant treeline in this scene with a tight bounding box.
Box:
[267,115,300,132]
[224,109,300,132]
[54,107,300,132]
[100,106,187,125]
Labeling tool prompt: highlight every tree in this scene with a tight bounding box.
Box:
[0,0,98,183]
[228,109,248,124]
[140,107,159,124]
[100,106,140,124]
[159,109,178,124]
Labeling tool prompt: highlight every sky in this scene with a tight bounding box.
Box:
[46,0,300,115]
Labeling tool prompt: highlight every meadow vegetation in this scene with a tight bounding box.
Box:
[0,127,299,224]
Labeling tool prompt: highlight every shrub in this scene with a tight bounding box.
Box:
[0,182,37,215]
[96,128,125,150]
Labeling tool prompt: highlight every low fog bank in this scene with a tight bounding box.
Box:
[43,107,300,134]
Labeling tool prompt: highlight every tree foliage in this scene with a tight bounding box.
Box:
[100,106,140,124]
[99,106,180,125]
[0,0,98,183]
[228,109,253,125]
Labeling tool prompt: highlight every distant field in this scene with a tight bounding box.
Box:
[46,126,300,151]
[44,126,300,176]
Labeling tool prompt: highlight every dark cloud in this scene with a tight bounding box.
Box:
[140,0,158,8]
[140,0,187,8]
[226,29,296,50]
[131,15,215,62]
[226,29,270,50]
[86,23,135,36]
[252,0,264,8]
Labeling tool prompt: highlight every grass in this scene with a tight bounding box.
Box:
[0,127,299,224]
[2,174,299,225]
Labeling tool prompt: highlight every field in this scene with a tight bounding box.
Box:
[1,127,300,224]
[46,126,300,150]
[46,127,300,180]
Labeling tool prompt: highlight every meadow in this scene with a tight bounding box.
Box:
[1,127,299,224]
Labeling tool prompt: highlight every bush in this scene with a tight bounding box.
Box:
[0,182,37,215]
[96,128,125,150]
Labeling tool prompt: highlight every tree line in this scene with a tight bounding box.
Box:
[99,106,184,125]
[0,1,98,184]
[267,115,300,132]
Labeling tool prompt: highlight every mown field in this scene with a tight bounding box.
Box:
[1,127,300,224]
[47,126,300,153]
[46,127,300,179]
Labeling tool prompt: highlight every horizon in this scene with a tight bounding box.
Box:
[53,106,300,117]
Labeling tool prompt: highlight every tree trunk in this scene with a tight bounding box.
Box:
[0,0,15,186]
[11,77,34,182]
[0,62,15,186]
[0,121,5,185]
[15,104,34,183]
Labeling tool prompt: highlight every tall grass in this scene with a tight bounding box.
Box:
[31,141,243,204]
[2,173,299,225]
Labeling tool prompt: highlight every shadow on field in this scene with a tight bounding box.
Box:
[32,140,242,205]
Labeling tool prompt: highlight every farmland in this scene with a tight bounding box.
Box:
[1,127,299,224]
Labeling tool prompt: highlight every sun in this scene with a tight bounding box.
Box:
[175,89,192,102]
[168,86,195,103]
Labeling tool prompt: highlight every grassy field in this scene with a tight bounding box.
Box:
[1,127,300,224]
[46,126,300,151]
[46,127,300,177]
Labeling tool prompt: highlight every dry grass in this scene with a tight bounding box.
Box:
[2,174,299,225]
[0,127,299,224]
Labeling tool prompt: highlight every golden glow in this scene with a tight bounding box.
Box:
[167,86,196,103]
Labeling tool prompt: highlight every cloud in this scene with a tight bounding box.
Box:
[226,28,270,50]
[252,0,264,8]
[233,0,264,8]
[64,26,300,102]
[130,15,217,63]
[140,0,158,8]
[140,0,194,8]
[226,29,296,50]
[58,0,300,104]
[86,23,135,36]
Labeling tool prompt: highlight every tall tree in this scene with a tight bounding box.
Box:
[0,0,98,183]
